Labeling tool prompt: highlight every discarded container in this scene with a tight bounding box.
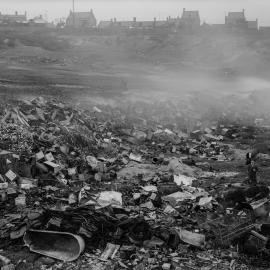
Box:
[143,237,165,248]
[175,228,205,247]
[23,230,85,262]
[5,170,17,182]
[19,178,38,189]
[45,152,54,162]
[97,191,122,207]
[15,195,26,207]
[162,263,171,270]
[198,196,213,207]
[86,155,99,169]
[129,153,142,163]
[0,190,7,202]
[35,151,45,161]
[141,185,158,193]
[68,193,77,204]
[173,175,195,186]
[100,243,120,261]
[163,191,195,206]
[44,161,60,174]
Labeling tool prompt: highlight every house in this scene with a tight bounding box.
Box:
[99,17,157,29]
[29,15,48,26]
[66,9,96,28]
[98,16,180,30]
[181,8,200,28]
[118,18,137,28]
[137,20,155,29]
[259,26,270,34]
[0,11,27,24]
[98,18,134,29]
[247,19,258,30]
[98,20,114,29]
[225,10,258,30]
[225,10,246,27]
[136,18,167,29]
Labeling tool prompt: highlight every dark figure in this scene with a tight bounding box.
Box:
[223,188,247,207]
[245,185,269,200]
[246,152,252,165]
[222,185,269,208]
[248,160,258,185]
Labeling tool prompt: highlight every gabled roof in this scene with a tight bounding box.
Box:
[182,10,200,20]
[71,12,95,19]
[226,11,245,20]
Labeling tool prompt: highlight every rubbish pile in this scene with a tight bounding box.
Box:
[0,97,270,269]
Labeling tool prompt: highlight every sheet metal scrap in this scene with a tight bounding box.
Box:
[209,209,255,247]
[44,205,118,239]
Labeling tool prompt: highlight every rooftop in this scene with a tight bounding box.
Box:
[182,9,200,19]
[69,10,95,19]
[226,11,245,20]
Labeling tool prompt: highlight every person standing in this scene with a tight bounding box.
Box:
[248,160,258,185]
[246,152,252,165]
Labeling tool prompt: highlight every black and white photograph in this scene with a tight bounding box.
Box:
[0,0,270,269]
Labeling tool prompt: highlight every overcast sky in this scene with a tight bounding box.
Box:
[0,0,269,25]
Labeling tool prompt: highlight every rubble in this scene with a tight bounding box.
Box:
[0,96,270,269]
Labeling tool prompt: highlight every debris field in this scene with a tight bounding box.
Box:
[1,96,270,270]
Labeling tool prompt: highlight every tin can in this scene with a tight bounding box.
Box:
[15,195,26,206]
[68,193,77,204]
[0,191,7,202]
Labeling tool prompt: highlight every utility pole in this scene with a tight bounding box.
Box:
[73,0,75,27]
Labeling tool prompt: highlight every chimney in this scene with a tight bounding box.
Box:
[242,9,245,14]
[25,11,27,17]
[169,16,171,20]
[133,17,136,22]
[15,11,18,15]
[183,8,186,13]
[114,18,116,23]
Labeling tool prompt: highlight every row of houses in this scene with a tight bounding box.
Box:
[65,8,258,31]
[65,8,200,29]
[0,11,48,26]
[0,9,262,31]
